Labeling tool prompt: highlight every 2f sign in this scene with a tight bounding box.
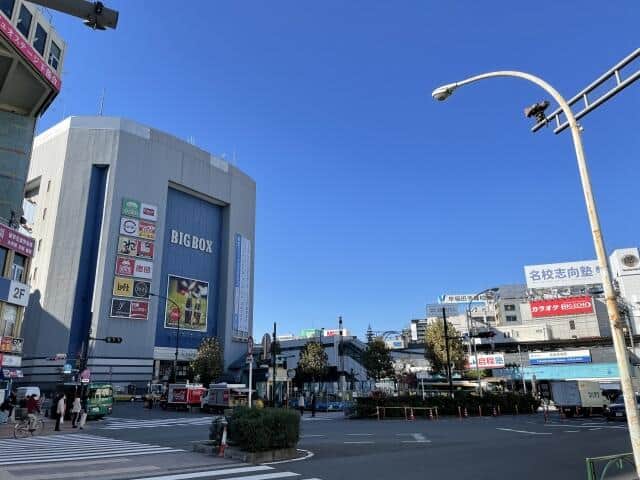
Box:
[9,281,29,307]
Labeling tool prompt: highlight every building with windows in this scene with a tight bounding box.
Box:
[20,117,255,389]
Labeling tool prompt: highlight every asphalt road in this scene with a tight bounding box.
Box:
[4,402,635,480]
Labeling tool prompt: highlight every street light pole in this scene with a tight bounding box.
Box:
[433,70,640,474]
[466,288,499,397]
[150,292,181,382]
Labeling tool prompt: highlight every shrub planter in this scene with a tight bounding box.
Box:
[192,440,218,456]
[224,446,299,463]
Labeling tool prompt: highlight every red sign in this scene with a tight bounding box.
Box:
[529,296,594,318]
[130,301,149,319]
[0,224,34,257]
[138,220,156,240]
[0,17,61,92]
[115,257,135,276]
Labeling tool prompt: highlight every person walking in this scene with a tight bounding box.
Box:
[55,393,66,431]
[311,393,316,418]
[0,394,13,424]
[298,393,305,416]
[26,394,40,431]
[71,395,82,428]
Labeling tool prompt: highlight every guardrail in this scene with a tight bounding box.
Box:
[585,453,635,479]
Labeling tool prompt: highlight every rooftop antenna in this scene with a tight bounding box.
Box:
[98,88,105,116]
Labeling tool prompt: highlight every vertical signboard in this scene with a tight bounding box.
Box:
[233,234,251,339]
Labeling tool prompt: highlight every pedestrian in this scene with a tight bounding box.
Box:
[26,394,40,431]
[79,396,88,430]
[298,393,305,416]
[311,393,316,418]
[0,395,12,424]
[55,393,66,431]
[71,395,81,428]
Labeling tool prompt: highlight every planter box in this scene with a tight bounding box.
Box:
[192,441,218,455]
[224,446,299,463]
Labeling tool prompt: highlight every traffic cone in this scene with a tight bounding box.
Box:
[492,407,497,417]
[409,408,415,421]
[429,409,434,420]
[458,406,462,420]
[497,405,501,416]
[218,424,228,457]
[464,407,468,417]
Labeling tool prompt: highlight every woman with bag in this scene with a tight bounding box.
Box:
[55,393,66,431]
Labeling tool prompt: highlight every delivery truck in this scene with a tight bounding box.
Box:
[200,383,251,413]
[160,383,206,411]
[546,380,609,417]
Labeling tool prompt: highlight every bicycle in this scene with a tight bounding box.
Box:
[14,415,45,439]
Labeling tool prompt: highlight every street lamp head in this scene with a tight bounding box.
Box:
[431,83,457,101]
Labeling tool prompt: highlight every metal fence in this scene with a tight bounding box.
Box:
[585,453,636,479]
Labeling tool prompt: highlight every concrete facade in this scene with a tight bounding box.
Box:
[21,117,255,388]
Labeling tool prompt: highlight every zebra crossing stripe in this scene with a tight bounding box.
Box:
[129,465,274,480]
[99,417,213,430]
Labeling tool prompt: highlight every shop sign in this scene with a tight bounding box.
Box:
[140,203,158,222]
[133,259,153,279]
[1,369,23,378]
[130,301,149,320]
[466,354,505,369]
[121,198,141,218]
[115,257,153,279]
[0,277,29,307]
[138,220,156,240]
[0,336,23,354]
[110,299,131,318]
[120,217,139,236]
[115,257,135,277]
[529,350,591,365]
[524,260,602,289]
[529,296,594,318]
[119,217,156,240]
[1,354,21,367]
[170,229,213,253]
[113,277,134,297]
[0,223,34,257]
[132,280,151,298]
[117,236,154,259]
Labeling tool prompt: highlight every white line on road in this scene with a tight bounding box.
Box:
[496,428,552,436]
[17,465,161,480]
[345,433,373,436]
[300,434,325,438]
[543,424,626,429]
[402,433,431,443]
[564,430,580,433]
[129,465,274,480]
[262,449,315,465]
[344,441,374,444]
[5,458,128,471]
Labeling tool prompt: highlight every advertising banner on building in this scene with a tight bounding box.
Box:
[164,275,208,332]
[438,294,490,304]
[524,260,602,289]
[119,217,156,240]
[130,301,149,320]
[0,336,23,354]
[122,198,158,222]
[117,236,154,259]
[1,354,21,367]
[529,350,591,365]
[232,234,251,339]
[110,299,131,318]
[115,257,153,279]
[113,277,150,299]
[0,223,35,257]
[466,353,505,369]
[529,296,594,318]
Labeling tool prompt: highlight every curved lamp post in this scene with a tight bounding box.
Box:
[466,287,499,397]
[433,70,640,473]
[150,292,182,382]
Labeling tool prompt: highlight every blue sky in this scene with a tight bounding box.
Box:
[39,1,640,339]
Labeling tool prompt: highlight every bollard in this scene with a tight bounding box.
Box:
[497,405,501,416]
[531,404,535,414]
[478,406,482,417]
[458,406,462,420]
[376,406,380,421]
[429,409,434,420]
[409,408,415,421]
[515,404,519,415]
[218,421,228,457]
[492,406,497,417]
[464,407,468,417]
[435,407,439,420]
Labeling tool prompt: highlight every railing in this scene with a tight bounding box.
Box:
[585,453,636,479]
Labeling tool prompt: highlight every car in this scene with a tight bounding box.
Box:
[605,394,640,420]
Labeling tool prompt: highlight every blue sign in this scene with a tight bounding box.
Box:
[494,362,619,381]
[529,350,592,365]
[63,363,72,374]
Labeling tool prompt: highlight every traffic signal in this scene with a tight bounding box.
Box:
[104,336,123,344]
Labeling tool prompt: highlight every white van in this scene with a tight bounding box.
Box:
[16,386,41,402]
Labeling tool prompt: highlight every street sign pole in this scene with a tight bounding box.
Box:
[247,336,254,408]
[442,308,453,398]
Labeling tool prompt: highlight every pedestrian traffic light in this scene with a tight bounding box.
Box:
[104,336,123,344]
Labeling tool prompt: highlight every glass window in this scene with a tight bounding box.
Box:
[0,0,15,20]
[506,315,518,322]
[48,41,61,70]
[1,304,18,337]
[569,320,576,330]
[504,304,516,311]
[33,23,47,55]
[11,253,26,282]
[0,247,7,275]
[16,5,32,38]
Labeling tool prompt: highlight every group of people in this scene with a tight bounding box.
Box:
[0,390,87,431]
[298,392,317,417]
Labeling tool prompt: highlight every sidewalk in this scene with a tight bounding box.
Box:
[0,417,90,439]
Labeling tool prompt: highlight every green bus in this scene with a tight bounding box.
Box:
[55,382,114,419]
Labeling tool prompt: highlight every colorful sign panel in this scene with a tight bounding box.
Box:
[1,354,21,367]
[0,16,61,92]
[232,234,251,338]
[115,257,153,279]
[119,217,156,240]
[0,223,34,257]
[524,260,602,289]
[0,336,23,354]
[164,275,208,332]
[438,294,490,304]
[0,277,29,307]
[466,353,505,369]
[529,350,592,365]
[113,277,150,298]
[529,296,594,318]
[122,198,158,222]
[117,236,154,259]
[110,299,149,320]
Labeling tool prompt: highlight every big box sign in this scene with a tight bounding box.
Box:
[529,296,594,318]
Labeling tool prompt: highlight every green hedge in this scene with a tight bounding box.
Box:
[226,407,300,452]
[353,392,540,418]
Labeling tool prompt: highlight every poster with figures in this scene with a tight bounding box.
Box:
[164,275,208,332]
[232,234,251,339]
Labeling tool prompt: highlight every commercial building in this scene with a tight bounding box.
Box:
[20,117,255,389]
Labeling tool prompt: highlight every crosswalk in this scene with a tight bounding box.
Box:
[128,463,321,480]
[98,416,214,430]
[0,433,183,466]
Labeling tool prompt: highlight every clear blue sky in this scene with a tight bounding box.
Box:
[39,1,640,339]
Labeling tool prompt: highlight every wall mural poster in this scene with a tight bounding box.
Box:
[164,275,208,332]
[232,234,251,338]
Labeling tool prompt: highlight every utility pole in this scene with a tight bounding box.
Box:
[517,344,527,394]
[338,316,344,399]
[442,308,453,398]
[272,322,277,407]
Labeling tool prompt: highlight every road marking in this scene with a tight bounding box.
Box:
[344,441,374,444]
[129,465,275,480]
[496,428,552,435]
[544,424,626,429]
[262,449,315,465]
[402,433,431,443]
[6,458,128,471]
[300,434,325,438]
[589,427,602,431]
[17,465,160,480]
[564,430,580,433]
[345,433,373,436]
[99,416,213,430]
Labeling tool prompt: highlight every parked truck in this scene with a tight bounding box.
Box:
[200,383,251,413]
[545,380,609,417]
[160,383,206,411]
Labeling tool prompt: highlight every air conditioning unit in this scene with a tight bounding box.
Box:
[613,248,640,275]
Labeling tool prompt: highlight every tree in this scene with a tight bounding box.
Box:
[424,320,466,375]
[360,338,394,381]
[190,337,223,387]
[297,341,328,381]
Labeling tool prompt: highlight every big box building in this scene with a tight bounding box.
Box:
[21,117,255,388]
